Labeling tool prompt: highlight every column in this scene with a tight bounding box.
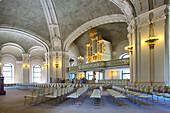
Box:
[22,54,30,83]
[84,71,87,79]
[45,53,50,83]
[164,3,170,86]
[102,70,105,80]
[62,51,69,80]
[150,46,154,85]
[133,25,138,85]
[0,51,2,76]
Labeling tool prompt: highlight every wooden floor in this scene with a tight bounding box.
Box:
[0,88,170,113]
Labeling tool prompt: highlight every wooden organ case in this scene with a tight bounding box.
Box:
[86,29,111,63]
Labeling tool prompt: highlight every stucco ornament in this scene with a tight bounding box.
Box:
[109,0,134,23]
[52,37,61,50]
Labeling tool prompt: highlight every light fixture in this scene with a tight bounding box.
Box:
[78,56,84,60]
[78,56,84,65]
[125,45,133,52]
[55,63,59,68]
[144,13,159,47]
[44,64,48,67]
[144,37,159,47]
[23,64,29,68]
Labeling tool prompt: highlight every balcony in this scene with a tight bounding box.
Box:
[68,58,129,73]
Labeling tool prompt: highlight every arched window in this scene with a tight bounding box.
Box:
[32,65,41,83]
[3,63,13,83]
[119,53,130,59]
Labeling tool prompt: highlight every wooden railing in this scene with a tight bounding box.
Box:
[68,58,129,73]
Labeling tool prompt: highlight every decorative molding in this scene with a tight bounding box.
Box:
[64,14,127,51]
[16,61,23,64]
[1,54,17,61]
[28,46,45,54]
[0,26,50,52]
[0,43,25,53]
[40,0,61,51]
[136,5,166,27]
[30,56,44,62]
[109,0,135,23]
[22,54,31,58]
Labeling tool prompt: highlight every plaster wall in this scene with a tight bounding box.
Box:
[140,25,150,82]
[115,40,129,59]
[15,61,23,83]
[68,42,80,66]
[135,19,166,85]
[154,20,165,82]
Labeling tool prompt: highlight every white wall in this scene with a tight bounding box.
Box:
[68,42,80,66]
[114,40,129,59]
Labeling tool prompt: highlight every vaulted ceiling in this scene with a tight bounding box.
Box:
[0,0,165,52]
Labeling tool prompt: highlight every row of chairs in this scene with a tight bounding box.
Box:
[112,85,170,104]
[24,85,74,106]
[67,86,88,99]
[107,89,126,105]
[126,85,170,101]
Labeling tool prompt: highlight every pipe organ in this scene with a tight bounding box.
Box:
[86,29,111,63]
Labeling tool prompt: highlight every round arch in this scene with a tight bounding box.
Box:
[63,14,127,51]
[0,43,25,54]
[0,26,50,53]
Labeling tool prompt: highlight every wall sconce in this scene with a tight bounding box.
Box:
[23,64,29,68]
[125,45,133,52]
[144,37,159,47]
[55,63,59,68]
[44,64,48,67]
[42,66,45,69]
[78,56,84,65]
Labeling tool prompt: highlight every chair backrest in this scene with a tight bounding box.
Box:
[57,87,62,96]
[49,87,53,94]
[39,88,44,95]
[32,89,39,97]
[53,89,58,97]
[44,88,49,95]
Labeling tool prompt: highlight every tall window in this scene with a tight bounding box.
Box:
[32,65,41,83]
[121,69,130,79]
[3,64,13,83]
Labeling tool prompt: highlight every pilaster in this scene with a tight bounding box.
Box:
[22,54,30,83]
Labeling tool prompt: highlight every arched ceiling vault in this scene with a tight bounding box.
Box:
[63,14,127,51]
[0,26,50,52]
[0,0,136,51]
[40,0,135,51]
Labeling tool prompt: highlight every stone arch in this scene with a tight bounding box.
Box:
[0,26,50,53]
[63,14,127,51]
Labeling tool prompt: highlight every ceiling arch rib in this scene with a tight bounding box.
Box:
[0,26,50,53]
[28,46,45,54]
[0,43,25,54]
[63,14,127,51]
[109,0,135,23]
[40,0,61,50]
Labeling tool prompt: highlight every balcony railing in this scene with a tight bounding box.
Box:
[68,58,129,73]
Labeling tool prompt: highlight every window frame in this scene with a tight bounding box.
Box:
[32,65,42,83]
[2,63,13,83]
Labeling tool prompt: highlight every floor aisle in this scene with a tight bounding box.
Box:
[0,88,169,113]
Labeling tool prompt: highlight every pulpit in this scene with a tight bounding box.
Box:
[0,77,6,95]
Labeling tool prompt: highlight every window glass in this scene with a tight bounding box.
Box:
[33,65,41,83]
[3,64,13,83]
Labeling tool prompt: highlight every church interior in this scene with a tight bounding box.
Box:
[0,0,170,113]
